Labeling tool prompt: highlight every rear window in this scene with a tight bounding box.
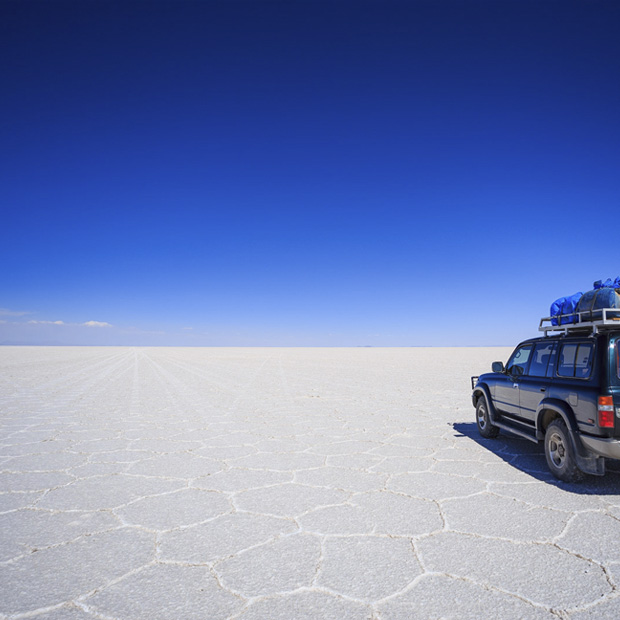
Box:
[557,343,594,379]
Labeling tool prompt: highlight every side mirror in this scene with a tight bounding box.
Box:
[492,361,505,373]
[510,365,524,377]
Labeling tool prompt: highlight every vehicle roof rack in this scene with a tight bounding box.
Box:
[539,308,620,336]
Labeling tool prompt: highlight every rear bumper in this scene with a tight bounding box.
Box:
[580,434,620,461]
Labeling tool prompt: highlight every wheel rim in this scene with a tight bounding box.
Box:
[477,404,487,430]
[548,431,566,469]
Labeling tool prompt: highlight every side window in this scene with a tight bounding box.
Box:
[575,343,594,378]
[558,342,594,379]
[528,342,554,377]
[507,344,533,377]
[558,344,578,377]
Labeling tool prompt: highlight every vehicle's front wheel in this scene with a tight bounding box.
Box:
[476,397,499,439]
[544,419,585,482]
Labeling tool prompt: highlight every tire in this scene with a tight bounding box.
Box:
[544,419,585,483]
[476,397,499,439]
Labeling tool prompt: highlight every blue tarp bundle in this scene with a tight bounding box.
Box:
[594,277,620,289]
[550,292,583,325]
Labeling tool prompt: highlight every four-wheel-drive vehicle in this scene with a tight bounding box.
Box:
[471,309,620,482]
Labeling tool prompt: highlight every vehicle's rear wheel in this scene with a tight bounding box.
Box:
[476,397,499,439]
[544,419,585,482]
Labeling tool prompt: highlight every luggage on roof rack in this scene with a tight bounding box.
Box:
[544,278,620,334]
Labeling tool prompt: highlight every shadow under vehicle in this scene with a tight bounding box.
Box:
[453,422,620,495]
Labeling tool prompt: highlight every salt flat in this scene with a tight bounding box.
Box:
[1,346,620,619]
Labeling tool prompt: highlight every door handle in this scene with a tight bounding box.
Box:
[540,387,546,392]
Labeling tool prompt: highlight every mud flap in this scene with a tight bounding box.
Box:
[566,421,606,476]
[575,450,606,476]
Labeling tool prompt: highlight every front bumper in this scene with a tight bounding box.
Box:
[580,434,620,461]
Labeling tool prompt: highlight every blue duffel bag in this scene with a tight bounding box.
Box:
[550,292,583,325]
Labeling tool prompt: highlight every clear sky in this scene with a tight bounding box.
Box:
[1,0,619,346]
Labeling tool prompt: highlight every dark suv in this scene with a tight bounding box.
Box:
[472,317,620,482]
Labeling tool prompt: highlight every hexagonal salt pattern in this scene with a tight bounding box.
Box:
[2,346,620,619]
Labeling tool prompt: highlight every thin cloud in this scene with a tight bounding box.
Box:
[23,319,112,328]
[0,308,32,317]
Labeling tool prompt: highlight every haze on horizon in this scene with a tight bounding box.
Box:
[2,1,619,347]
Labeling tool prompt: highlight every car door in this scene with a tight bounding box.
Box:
[493,343,534,417]
[518,340,556,421]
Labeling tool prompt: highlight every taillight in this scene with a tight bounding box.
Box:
[598,396,614,428]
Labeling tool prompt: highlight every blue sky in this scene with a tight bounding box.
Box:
[1,0,619,346]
